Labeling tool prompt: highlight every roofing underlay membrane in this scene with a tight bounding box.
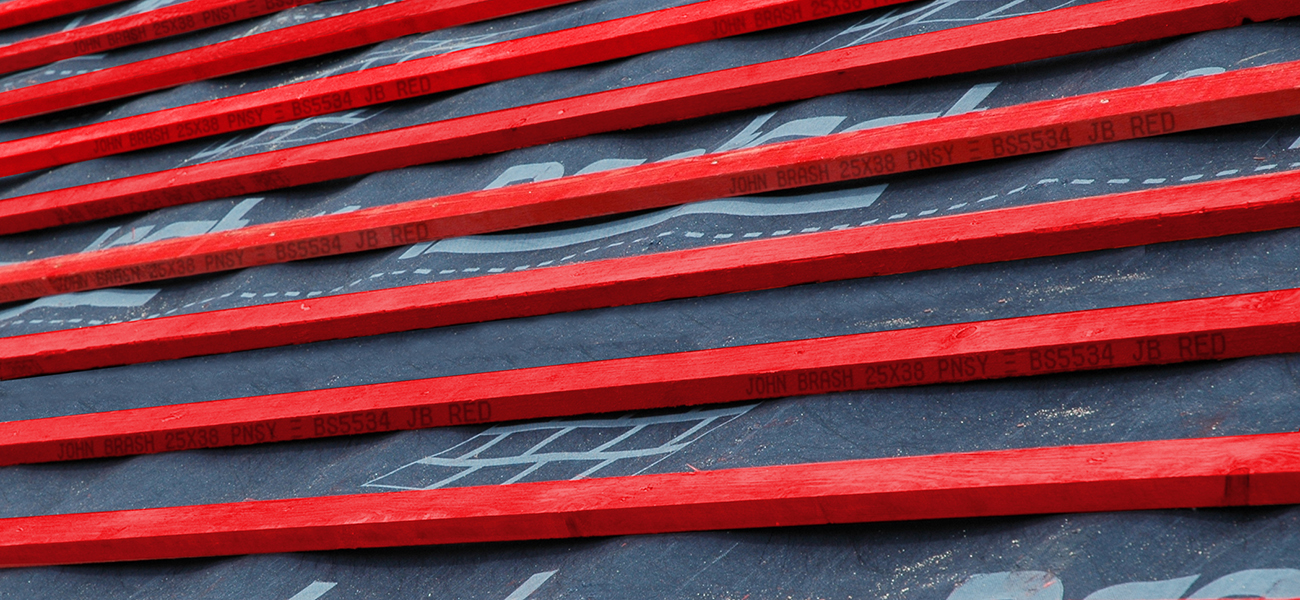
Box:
[2,0,1300,597]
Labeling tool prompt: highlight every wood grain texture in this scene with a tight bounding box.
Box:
[0,431,1297,566]
[3,287,1298,462]
[0,0,581,123]
[0,0,319,77]
[0,0,1292,231]
[3,166,1300,379]
[2,58,1298,301]
[0,0,124,30]
[0,0,907,177]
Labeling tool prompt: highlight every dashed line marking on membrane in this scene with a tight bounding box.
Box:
[5,159,1299,331]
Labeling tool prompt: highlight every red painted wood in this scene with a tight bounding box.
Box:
[0,0,123,30]
[3,167,1299,380]
[0,431,1296,566]
[0,0,1291,230]
[1,60,1298,301]
[0,0,907,177]
[3,287,1299,462]
[0,0,581,123]
[0,0,319,77]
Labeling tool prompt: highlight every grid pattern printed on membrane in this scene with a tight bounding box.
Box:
[364,404,757,490]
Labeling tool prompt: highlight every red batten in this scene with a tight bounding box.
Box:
[0,0,1294,229]
[0,431,1297,566]
[0,0,123,30]
[1,60,1299,301]
[0,0,319,77]
[3,287,1299,462]
[0,0,582,124]
[3,167,1300,380]
[0,0,906,176]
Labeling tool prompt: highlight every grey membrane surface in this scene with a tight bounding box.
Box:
[2,1,1299,598]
